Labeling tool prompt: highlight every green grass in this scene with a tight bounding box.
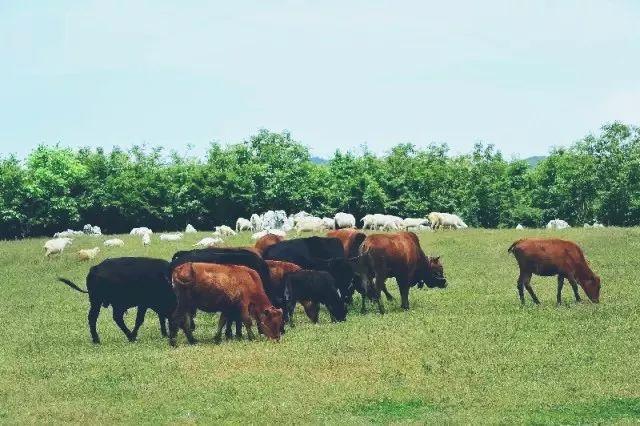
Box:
[1,228,640,424]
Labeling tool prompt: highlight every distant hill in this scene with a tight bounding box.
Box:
[310,156,328,165]
[524,156,546,167]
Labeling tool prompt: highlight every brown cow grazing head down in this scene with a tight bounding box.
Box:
[508,238,601,305]
[256,306,284,341]
[417,256,447,289]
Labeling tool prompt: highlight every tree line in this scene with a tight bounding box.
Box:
[1,122,639,239]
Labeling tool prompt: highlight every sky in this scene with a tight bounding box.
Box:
[1,1,639,160]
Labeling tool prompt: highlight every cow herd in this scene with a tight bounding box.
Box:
[55,218,602,347]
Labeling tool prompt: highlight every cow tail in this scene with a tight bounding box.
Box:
[507,240,522,254]
[57,277,88,294]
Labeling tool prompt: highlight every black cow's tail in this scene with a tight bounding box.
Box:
[507,240,522,254]
[57,277,88,294]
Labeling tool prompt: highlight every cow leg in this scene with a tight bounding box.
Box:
[568,275,582,302]
[517,272,529,304]
[382,284,394,301]
[372,273,385,315]
[235,319,243,340]
[398,281,410,310]
[303,301,319,323]
[88,302,101,344]
[360,292,367,314]
[224,317,234,340]
[214,313,227,344]
[522,274,540,305]
[182,314,197,345]
[112,307,135,342]
[241,306,255,340]
[556,275,564,305]
[130,306,147,340]
[158,315,168,337]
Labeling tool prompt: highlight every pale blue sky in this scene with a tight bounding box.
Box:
[1,1,639,159]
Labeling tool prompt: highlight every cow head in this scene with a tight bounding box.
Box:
[258,306,284,341]
[327,258,355,303]
[581,274,601,303]
[326,287,348,322]
[171,262,195,287]
[417,256,447,289]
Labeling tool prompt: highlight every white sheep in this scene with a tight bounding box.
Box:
[194,237,224,248]
[214,225,237,236]
[185,224,197,233]
[236,218,252,232]
[104,238,125,247]
[160,233,183,242]
[130,227,153,236]
[78,247,100,261]
[44,238,73,257]
[142,233,151,246]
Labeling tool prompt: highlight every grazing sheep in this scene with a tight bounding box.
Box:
[54,229,83,238]
[295,216,325,233]
[322,217,336,230]
[516,224,525,230]
[78,247,100,261]
[44,238,73,257]
[402,218,429,231]
[334,212,356,229]
[236,218,252,232]
[546,219,570,230]
[251,229,286,240]
[583,223,592,228]
[250,214,263,232]
[104,238,125,247]
[428,212,468,230]
[593,222,605,228]
[160,233,183,242]
[185,224,197,233]
[193,237,224,248]
[83,224,102,236]
[142,233,151,246]
[130,227,153,236]
[214,225,236,236]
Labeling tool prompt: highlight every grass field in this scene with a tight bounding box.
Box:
[1,228,640,424]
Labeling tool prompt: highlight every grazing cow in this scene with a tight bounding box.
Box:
[334,212,356,229]
[263,236,356,304]
[77,247,100,261]
[255,234,285,254]
[359,232,447,313]
[508,238,601,305]
[160,233,183,241]
[236,218,252,232]
[285,270,347,325]
[185,224,197,233]
[57,257,177,343]
[327,229,367,258]
[170,247,286,318]
[546,219,570,230]
[44,238,73,257]
[104,238,125,247]
[169,263,283,345]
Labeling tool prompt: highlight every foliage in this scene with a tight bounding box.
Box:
[1,123,640,238]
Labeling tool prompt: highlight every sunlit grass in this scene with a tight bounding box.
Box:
[1,227,639,423]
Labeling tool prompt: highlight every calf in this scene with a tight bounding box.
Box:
[284,270,347,325]
[169,263,283,345]
[508,238,601,305]
[57,257,177,344]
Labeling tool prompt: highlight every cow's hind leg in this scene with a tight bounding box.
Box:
[88,301,101,344]
[214,313,227,344]
[302,301,319,323]
[517,272,530,305]
[158,315,168,337]
[130,306,147,340]
[382,284,394,301]
[522,274,540,305]
[112,307,135,341]
[556,275,565,306]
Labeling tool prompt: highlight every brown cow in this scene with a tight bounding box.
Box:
[359,232,446,314]
[327,229,366,258]
[169,263,283,346]
[508,238,601,305]
[254,234,284,255]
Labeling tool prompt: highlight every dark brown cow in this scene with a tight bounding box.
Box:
[255,234,285,255]
[327,229,366,258]
[169,263,283,346]
[359,232,446,314]
[508,238,601,305]
[265,260,321,324]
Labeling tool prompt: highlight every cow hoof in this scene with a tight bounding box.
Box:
[92,339,101,344]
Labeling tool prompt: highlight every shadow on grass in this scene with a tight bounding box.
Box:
[527,397,640,424]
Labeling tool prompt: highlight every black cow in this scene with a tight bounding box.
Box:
[263,237,355,303]
[57,257,176,344]
[284,270,347,325]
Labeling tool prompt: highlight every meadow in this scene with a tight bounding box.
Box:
[1,228,639,424]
